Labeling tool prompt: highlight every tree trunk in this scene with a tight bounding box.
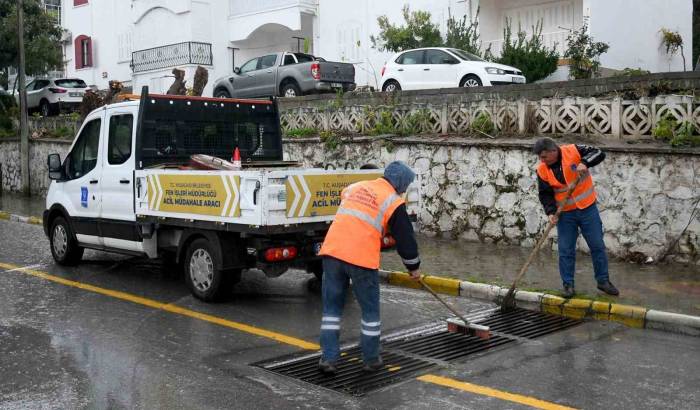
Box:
[167,68,187,95]
[192,66,209,97]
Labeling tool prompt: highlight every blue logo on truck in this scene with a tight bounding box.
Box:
[81,187,88,208]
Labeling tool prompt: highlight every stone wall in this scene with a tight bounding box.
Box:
[0,139,71,195]
[283,136,700,265]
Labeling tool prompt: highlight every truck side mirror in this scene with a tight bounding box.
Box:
[233,67,241,75]
[47,153,63,180]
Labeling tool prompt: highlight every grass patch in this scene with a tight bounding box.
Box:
[285,127,317,138]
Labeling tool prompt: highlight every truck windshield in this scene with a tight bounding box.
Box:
[136,96,283,169]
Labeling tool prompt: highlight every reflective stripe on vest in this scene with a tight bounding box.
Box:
[318,178,405,270]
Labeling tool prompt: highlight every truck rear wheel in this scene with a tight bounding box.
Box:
[281,82,301,98]
[50,216,84,265]
[184,238,235,302]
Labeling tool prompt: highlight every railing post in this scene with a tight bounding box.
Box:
[188,42,192,65]
[441,102,448,134]
[611,97,622,138]
[517,98,526,134]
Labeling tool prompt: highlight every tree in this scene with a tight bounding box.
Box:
[370,5,442,53]
[0,0,62,88]
[564,24,609,80]
[443,7,481,56]
[660,28,686,71]
[496,19,559,83]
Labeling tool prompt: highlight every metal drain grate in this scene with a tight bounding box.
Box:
[254,308,582,396]
[255,348,436,396]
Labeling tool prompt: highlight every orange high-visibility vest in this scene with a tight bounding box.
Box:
[319,178,405,269]
[537,144,597,212]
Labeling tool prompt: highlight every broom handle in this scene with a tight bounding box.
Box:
[419,277,471,325]
[506,174,582,293]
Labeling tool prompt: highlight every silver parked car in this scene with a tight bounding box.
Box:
[13,78,89,116]
[212,52,355,98]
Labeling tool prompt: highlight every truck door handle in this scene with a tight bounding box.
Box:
[423,68,430,71]
[266,70,272,73]
[120,179,130,184]
[398,69,404,72]
[89,179,98,184]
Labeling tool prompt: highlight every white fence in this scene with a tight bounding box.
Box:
[280,94,699,139]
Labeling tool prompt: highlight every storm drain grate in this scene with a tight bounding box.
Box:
[254,308,582,396]
[254,348,436,396]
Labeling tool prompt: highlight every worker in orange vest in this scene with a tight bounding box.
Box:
[317,161,421,375]
[534,137,619,299]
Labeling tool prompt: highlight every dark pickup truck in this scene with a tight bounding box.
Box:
[212,52,356,98]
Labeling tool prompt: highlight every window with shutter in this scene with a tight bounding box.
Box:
[74,0,88,6]
[74,35,93,69]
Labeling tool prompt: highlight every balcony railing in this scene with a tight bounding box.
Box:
[131,42,212,73]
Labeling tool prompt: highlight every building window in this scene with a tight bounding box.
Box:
[74,0,88,6]
[75,35,93,69]
[44,0,61,25]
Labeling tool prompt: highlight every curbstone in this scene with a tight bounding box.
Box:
[562,298,593,320]
[645,310,700,336]
[610,304,647,328]
[0,211,43,227]
[0,211,9,221]
[591,301,611,321]
[379,269,700,337]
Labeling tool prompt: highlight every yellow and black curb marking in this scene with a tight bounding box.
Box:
[0,211,42,226]
[379,270,700,337]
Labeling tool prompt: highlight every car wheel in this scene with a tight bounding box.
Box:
[184,238,236,302]
[460,75,483,88]
[40,100,51,117]
[214,89,231,98]
[50,216,84,265]
[382,80,401,92]
[281,82,301,98]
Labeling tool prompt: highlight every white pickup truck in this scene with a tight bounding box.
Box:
[43,89,419,301]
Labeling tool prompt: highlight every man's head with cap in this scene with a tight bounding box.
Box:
[383,161,415,194]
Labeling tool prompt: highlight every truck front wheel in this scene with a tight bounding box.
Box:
[50,216,84,265]
[184,238,235,302]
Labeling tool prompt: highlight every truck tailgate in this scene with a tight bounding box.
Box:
[318,62,355,84]
[135,168,419,227]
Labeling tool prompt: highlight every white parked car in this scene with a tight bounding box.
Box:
[380,47,526,91]
[13,78,89,116]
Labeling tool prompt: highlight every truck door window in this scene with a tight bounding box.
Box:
[283,54,296,65]
[67,118,101,179]
[239,58,258,74]
[259,54,277,69]
[107,114,133,165]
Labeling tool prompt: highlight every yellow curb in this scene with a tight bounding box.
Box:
[610,303,647,328]
[27,216,43,225]
[387,272,461,296]
[541,295,566,316]
[0,211,9,221]
[590,301,611,321]
[562,298,593,320]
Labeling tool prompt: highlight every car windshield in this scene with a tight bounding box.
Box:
[448,49,485,62]
[55,79,87,88]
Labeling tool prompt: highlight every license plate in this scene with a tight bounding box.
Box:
[69,92,83,97]
[331,83,342,88]
[313,242,322,255]
[512,77,525,84]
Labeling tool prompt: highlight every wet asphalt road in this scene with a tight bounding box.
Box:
[1,219,699,409]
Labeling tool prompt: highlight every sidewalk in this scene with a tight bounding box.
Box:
[3,192,699,316]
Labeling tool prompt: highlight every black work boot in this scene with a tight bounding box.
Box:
[597,281,620,296]
[318,359,337,375]
[362,357,384,372]
[562,284,575,299]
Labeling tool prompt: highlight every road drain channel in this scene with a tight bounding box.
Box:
[253,308,582,396]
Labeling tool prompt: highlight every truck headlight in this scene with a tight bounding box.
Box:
[485,67,505,75]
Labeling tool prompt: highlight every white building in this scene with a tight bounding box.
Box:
[57,0,692,94]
